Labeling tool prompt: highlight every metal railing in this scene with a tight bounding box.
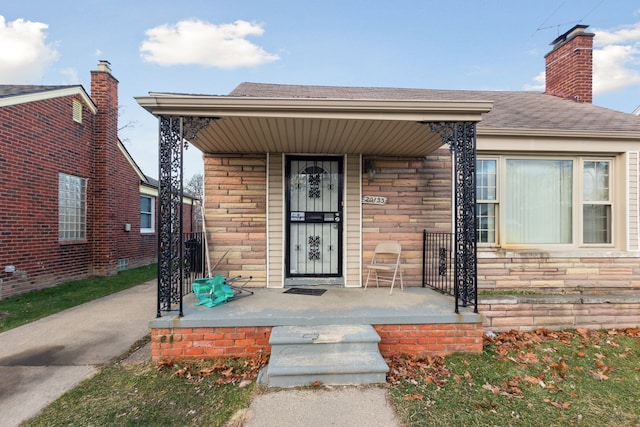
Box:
[422,230,455,296]
[183,232,207,292]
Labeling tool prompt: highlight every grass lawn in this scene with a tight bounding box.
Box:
[22,356,265,427]
[0,264,156,333]
[389,328,640,427]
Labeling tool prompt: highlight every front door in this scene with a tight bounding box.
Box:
[286,156,343,278]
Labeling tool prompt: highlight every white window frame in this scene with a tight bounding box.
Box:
[477,155,615,249]
[581,159,613,246]
[140,195,155,233]
[476,158,499,245]
[58,173,87,242]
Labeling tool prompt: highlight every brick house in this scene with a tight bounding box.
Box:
[138,25,640,333]
[0,61,195,299]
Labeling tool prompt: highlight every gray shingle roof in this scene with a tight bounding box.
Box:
[0,85,79,98]
[230,82,640,133]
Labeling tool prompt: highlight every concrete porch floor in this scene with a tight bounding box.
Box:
[151,286,482,328]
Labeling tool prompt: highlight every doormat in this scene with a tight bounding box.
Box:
[284,288,326,296]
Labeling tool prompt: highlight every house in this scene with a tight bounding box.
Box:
[0,61,195,299]
[137,25,640,363]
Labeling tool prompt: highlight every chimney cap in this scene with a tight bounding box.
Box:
[550,24,591,47]
[97,60,112,74]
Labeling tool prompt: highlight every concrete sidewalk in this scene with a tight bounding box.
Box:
[241,387,401,427]
[0,280,156,427]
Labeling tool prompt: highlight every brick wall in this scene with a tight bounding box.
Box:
[150,323,483,362]
[374,324,483,357]
[362,151,453,287]
[151,326,272,361]
[0,65,157,299]
[545,26,594,103]
[0,95,95,298]
[202,154,267,284]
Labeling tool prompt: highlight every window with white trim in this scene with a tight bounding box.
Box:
[140,195,154,233]
[582,160,611,244]
[476,156,614,247]
[58,173,87,241]
[476,159,497,244]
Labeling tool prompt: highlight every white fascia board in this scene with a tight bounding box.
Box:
[0,86,97,114]
[135,94,493,123]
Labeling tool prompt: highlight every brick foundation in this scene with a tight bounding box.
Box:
[374,323,484,357]
[150,323,483,362]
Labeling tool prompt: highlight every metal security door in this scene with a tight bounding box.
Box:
[286,157,342,277]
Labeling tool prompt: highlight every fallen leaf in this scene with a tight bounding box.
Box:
[576,328,590,338]
[404,393,424,401]
[524,375,541,385]
[544,399,570,410]
[591,372,609,381]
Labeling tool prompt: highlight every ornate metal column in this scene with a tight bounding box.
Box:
[429,122,478,313]
[157,115,211,317]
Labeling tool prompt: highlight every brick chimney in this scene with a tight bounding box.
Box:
[545,24,594,103]
[90,60,119,275]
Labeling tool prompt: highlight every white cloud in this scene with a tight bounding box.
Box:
[523,71,545,91]
[140,19,279,69]
[592,23,640,94]
[524,22,640,95]
[593,44,640,93]
[59,67,79,84]
[0,15,59,83]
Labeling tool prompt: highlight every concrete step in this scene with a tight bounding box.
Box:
[261,324,389,388]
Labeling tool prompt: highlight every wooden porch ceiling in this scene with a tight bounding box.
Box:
[136,93,493,156]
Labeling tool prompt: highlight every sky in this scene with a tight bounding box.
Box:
[2,0,640,179]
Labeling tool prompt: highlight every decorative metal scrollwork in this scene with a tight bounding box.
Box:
[438,247,448,276]
[308,174,321,198]
[308,236,321,260]
[428,121,478,313]
[157,115,213,317]
[182,117,215,149]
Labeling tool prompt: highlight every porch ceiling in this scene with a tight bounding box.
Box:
[136,93,493,156]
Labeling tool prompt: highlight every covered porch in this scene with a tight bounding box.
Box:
[136,90,492,364]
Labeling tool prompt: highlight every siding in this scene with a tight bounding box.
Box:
[344,154,362,286]
[628,151,639,251]
[267,153,284,287]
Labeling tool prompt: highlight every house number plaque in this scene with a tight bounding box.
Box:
[362,196,387,205]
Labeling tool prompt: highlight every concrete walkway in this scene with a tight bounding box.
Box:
[0,280,156,427]
[0,280,402,427]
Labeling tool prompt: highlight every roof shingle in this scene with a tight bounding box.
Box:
[230,82,640,133]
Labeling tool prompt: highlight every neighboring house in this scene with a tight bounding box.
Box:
[0,61,194,299]
[138,25,640,331]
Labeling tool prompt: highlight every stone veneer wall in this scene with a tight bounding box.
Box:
[479,295,640,332]
[203,154,267,286]
[362,152,453,287]
[478,253,640,293]
[477,252,640,332]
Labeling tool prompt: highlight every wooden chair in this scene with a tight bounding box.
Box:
[364,241,403,295]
